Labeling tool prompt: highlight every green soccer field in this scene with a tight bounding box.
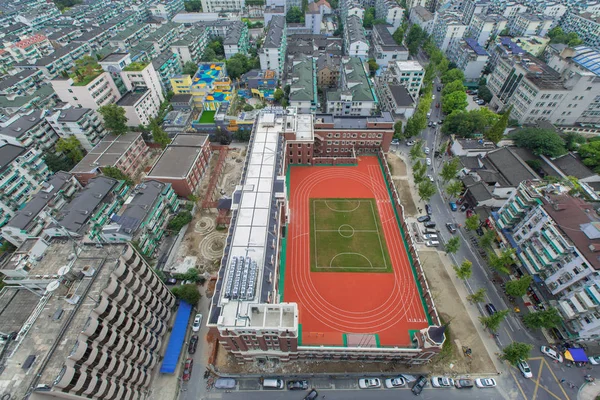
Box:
[309,198,393,273]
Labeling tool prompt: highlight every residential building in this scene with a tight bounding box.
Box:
[51,70,121,109]
[467,13,508,47]
[71,133,148,185]
[447,38,489,81]
[0,111,58,150]
[0,85,57,121]
[3,34,53,64]
[381,59,424,100]
[145,134,212,196]
[316,54,341,87]
[376,81,416,117]
[513,36,551,57]
[45,106,107,151]
[15,42,91,79]
[461,0,491,25]
[223,21,250,59]
[487,36,526,71]
[145,23,185,55]
[151,50,183,93]
[305,2,324,35]
[508,13,553,37]
[561,12,600,48]
[340,0,365,21]
[286,34,343,58]
[171,27,209,65]
[117,89,160,127]
[15,3,61,29]
[535,2,567,27]
[327,57,378,116]
[108,24,152,50]
[200,0,245,12]
[101,180,178,256]
[260,15,287,76]
[1,171,80,246]
[72,28,113,52]
[288,55,317,113]
[375,0,404,30]
[0,69,45,98]
[120,59,165,104]
[409,5,435,35]
[148,0,185,20]
[495,182,600,340]
[498,1,528,21]
[372,24,409,67]
[264,4,286,25]
[0,143,49,228]
[432,11,468,52]
[450,138,496,157]
[344,15,369,60]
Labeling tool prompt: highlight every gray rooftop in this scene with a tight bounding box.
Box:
[21,43,87,67]
[224,21,245,45]
[107,180,167,235]
[0,70,39,91]
[466,181,493,201]
[389,84,414,107]
[116,89,149,107]
[412,5,434,21]
[71,133,141,174]
[50,107,91,122]
[315,112,394,128]
[148,134,208,178]
[327,57,375,103]
[485,147,539,186]
[0,112,44,138]
[289,55,315,103]
[552,152,595,179]
[0,144,26,173]
[345,15,367,44]
[373,24,406,50]
[263,15,285,49]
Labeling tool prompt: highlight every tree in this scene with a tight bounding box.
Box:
[526,159,542,173]
[479,229,496,249]
[184,0,202,11]
[54,0,83,11]
[302,0,308,12]
[505,275,533,298]
[441,68,465,85]
[418,181,437,202]
[441,80,465,96]
[479,309,510,332]
[98,104,128,136]
[564,132,586,151]
[409,140,425,162]
[392,26,405,45]
[488,248,515,274]
[405,24,426,56]
[168,211,193,231]
[171,284,201,305]
[478,85,493,103]
[413,160,427,185]
[465,214,480,231]
[56,136,84,164]
[440,157,460,183]
[393,121,403,138]
[243,104,254,111]
[183,61,198,75]
[453,259,472,279]
[501,342,533,366]
[512,128,567,157]
[202,48,217,62]
[548,27,583,46]
[286,6,304,23]
[102,166,133,185]
[404,113,426,138]
[522,307,562,330]
[578,141,600,173]
[363,7,376,28]
[226,58,245,80]
[208,37,224,57]
[467,287,487,304]
[446,180,464,198]
[174,267,203,282]
[486,106,511,143]
[367,58,379,76]
[43,151,75,173]
[273,88,284,103]
[152,124,171,148]
[445,236,461,255]
[442,91,468,114]
[442,108,499,137]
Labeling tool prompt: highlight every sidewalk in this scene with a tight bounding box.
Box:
[578,382,600,400]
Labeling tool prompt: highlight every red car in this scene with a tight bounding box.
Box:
[182,358,193,381]
[466,209,474,218]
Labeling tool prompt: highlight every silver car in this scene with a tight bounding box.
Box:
[431,376,454,388]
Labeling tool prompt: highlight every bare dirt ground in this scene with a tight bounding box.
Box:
[387,152,407,176]
[386,153,417,216]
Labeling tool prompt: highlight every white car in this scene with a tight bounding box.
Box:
[384,376,406,388]
[423,234,438,240]
[192,313,203,332]
[424,147,430,154]
[426,158,432,166]
[431,376,454,388]
[540,346,563,363]
[428,174,434,182]
[589,356,600,365]
[426,240,439,247]
[407,140,415,146]
[475,378,496,388]
[358,378,381,389]
[517,360,533,378]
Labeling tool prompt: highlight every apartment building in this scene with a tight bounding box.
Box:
[0,69,45,98]
[461,0,491,25]
[533,1,567,26]
[487,36,526,71]
[375,0,404,30]
[381,59,424,100]
[495,182,600,340]
[108,24,152,50]
[288,55,317,113]
[509,13,553,37]
[71,133,148,185]
[15,42,91,79]
[145,23,185,55]
[148,0,185,20]
[51,70,121,109]
[409,6,435,35]
[316,54,341,87]
[171,27,209,64]
[447,38,489,81]
[372,24,409,66]
[3,34,53,64]
[344,15,369,60]
[101,180,178,256]
[0,111,58,150]
[305,2,324,35]
[1,171,80,246]
[340,0,364,21]
[561,12,600,48]
[0,241,175,399]
[376,80,416,117]
[0,143,49,228]
[260,15,287,77]
[327,57,378,116]
[432,11,468,52]
[223,21,250,59]
[145,134,212,197]
[152,50,182,93]
[200,0,245,12]
[467,13,508,47]
[45,107,107,151]
[497,1,528,21]
[513,36,550,57]
[72,28,113,52]
[15,3,61,28]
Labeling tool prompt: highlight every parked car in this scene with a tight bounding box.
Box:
[485,303,498,315]
[475,378,497,388]
[426,158,431,166]
[424,221,436,228]
[466,90,473,94]
[517,360,533,378]
[431,376,454,388]
[412,375,428,395]
[436,103,440,108]
[423,234,438,240]
[182,358,193,381]
[391,138,400,145]
[589,356,600,365]
[432,122,437,127]
[304,389,319,400]
[446,222,457,233]
[359,378,381,389]
[425,204,432,215]
[192,313,203,332]
[473,96,481,101]
[287,380,309,390]
[437,86,442,92]
[407,140,415,146]
[166,277,177,285]
[476,99,486,105]
[460,203,469,212]
[188,335,198,354]
[424,146,430,154]
[428,121,433,127]
[428,174,434,182]
[426,240,440,247]
[385,376,406,388]
[466,209,474,218]
[455,379,474,389]
[541,346,564,363]
[417,215,431,222]
[476,227,484,236]
[449,202,457,211]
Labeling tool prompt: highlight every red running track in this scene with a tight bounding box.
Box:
[283,156,429,347]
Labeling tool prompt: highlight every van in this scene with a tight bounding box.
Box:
[263,378,284,389]
[427,111,431,118]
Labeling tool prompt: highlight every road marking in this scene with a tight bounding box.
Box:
[504,326,513,341]
[541,358,571,400]
[532,354,544,400]
[508,365,529,400]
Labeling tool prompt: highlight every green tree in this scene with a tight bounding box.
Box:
[208,37,224,57]
[486,106,511,143]
[328,0,338,8]
[467,287,487,303]
[363,7,376,28]
[54,0,83,11]
[43,151,75,172]
[478,85,493,103]
[442,91,468,114]
[98,104,128,136]
[522,307,563,330]
[413,160,427,185]
[441,80,465,96]
[226,58,245,79]
[171,283,201,305]
[465,214,480,231]
[102,166,133,185]
[505,275,533,298]
[174,267,203,282]
[392,25,405,45]
[168,211,193,231]
[367,58,379,76]
[564,132,586,151]
[445,236,461,254]
[405,24,426,56]
[446,180,464,198]
[480,309,510,332]
[548,26,583,46]
[441,68,465,85]
[286,6,304,23]
[393,121,403,137]
[273,88,284,103]
[184,0,202,11]
[152,124,171,148]
[488,248,515,274]
[526,159,542,172]
[302,0,308,12]
[440,157,460,183]
[453,259,472,279]
[409,140,425,162]
[201,48,217,62]
[479,229,496,249]
[56,136,84,164]
[418,181,437,202]
[501,342,533,366]
[512,128,567,157]
[183,61,198,75]
[578,141,600,173]
[442,108,499,137]
[404,112,426,138]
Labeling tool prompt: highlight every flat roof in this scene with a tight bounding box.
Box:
[71,133,141,173]
[116,89,149,107]
[147,142,205,178]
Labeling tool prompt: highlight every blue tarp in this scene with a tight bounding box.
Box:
[160,301,192,374]
[533,275,544,284]
[566,348,589,362]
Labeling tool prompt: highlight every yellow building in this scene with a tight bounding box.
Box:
[170,74,192,94]
[169,63,233,111]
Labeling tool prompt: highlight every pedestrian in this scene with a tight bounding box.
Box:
[561,379,566,383]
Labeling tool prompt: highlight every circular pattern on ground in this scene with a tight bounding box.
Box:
[194,217,215,234]
[199,231,227,260]
[324,200,361,212]
[337,224,355,238]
